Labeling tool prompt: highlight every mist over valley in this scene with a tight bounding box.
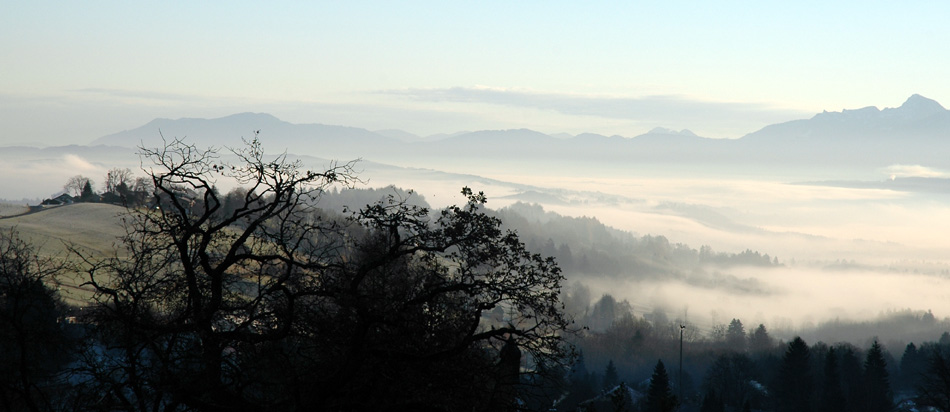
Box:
[4,96,950,347]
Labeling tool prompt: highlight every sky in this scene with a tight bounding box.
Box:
[3,1,950,146]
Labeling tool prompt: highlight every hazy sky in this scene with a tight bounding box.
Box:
[3,1,949,146]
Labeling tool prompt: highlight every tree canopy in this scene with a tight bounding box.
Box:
[74,137,574,411]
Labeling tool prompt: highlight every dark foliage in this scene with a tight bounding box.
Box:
[73,137,574,411]
[775,337,812,412]
[0,229,73,412]
[863,340,893,412]
[643,360,677,412]
[819,347,847,412]
[917,346,950,412]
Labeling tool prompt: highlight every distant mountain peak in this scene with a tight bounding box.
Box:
[898,93,945,113]
[648,127,697,136]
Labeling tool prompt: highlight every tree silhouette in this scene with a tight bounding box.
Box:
[900,342,926,391]
[79,180,96,202]
[820,347,847,412]
[726,318,746,352]
[748,323,773,353]
[704,352,758,409]
[917,347,950,412]
[838,345,865,412]
[64,175,91,197]
[603,360,620,390]
[0,229,72,412]
[864,340,893,412]
[775,337,812,412]
[700,388,725,412]
[76,137,574,411]
[643,359,677,412]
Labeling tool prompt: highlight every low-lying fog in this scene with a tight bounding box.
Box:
[5,149,950,343]
[355,159,950,343]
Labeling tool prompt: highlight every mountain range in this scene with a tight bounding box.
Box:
[90,94,950,170]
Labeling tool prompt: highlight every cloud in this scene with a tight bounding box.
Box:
[62,154,101,172]
[883,164,947,179]
[381,87,812,138]
[74,88,214,104]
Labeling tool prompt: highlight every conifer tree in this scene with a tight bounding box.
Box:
[644,360,677,412]
[603,360,619,390]
[839,346,865,412]
[864,340,893,412]
[776,337,812,412]
[726,319,747,352]
[820,347,847,412]
[900,342,925,391]
[916,347,950,412]
[79,180,96,202]
[749,324,773,354]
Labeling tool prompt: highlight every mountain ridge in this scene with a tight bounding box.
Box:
[85,95,950,169]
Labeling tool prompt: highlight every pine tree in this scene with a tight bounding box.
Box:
[644,360,678,412]
[864,340,893,412]
[839,346,865,412]
[820,347,847,412]
[603,360,619,390]
[776,337,812,412]
[79,180,96,202]
[916,347,950,412]
[609,382,632,412]
[727,318,747,352]
[900,342,925,391]
[749,324,773,353]
[940,332,950,346]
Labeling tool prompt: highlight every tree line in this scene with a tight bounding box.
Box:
[552,290,950,411]
[492,202,779,283]
[46,168,154,207]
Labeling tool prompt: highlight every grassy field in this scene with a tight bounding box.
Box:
[0,203,129,306]
[0,203,29,218]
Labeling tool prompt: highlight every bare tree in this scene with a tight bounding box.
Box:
[103,167,134,194]
[63,175,91,197]
[76,136,574,411]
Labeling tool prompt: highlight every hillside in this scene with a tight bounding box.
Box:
[0,203,128,305]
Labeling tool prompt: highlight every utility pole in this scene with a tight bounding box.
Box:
[679,324,685,402]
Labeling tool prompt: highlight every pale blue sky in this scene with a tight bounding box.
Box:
[2,1,949,145]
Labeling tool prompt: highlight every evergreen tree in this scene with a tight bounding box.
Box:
[839,345,865,412]
[608,382,632,412]
[79,180,96,202]
[644,360,677,412]
[749,323,773,354]
[940,332,950,347]
[572,351,589,381]
[603,360,619,390]
[900,342,925,391]
[916,347,950,412]
[864,340,893,412]
[727,318,747,352]
[775,337,812,412]
[820,347,847,412]
[704,352,757,408]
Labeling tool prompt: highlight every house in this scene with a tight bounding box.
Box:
[40,192,76,206]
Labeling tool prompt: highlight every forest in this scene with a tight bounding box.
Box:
[3,138,950,412]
